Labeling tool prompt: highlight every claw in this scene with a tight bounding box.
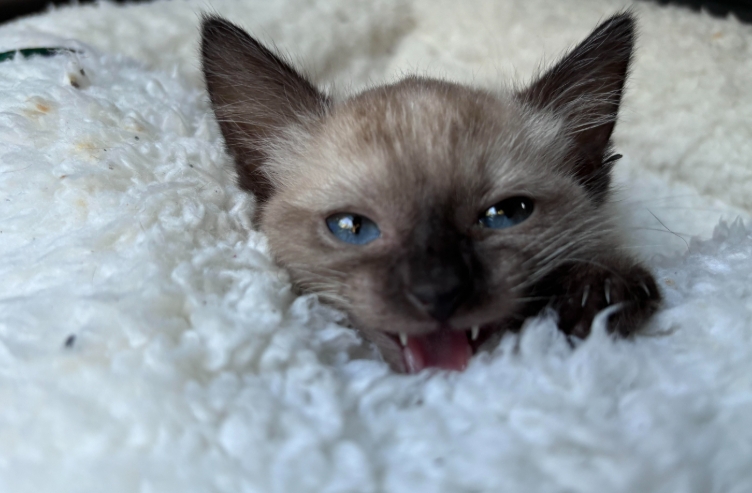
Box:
[581,285,590,307]
[604,279,612,305]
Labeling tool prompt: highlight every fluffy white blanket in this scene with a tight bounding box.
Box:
[1,1,751,491]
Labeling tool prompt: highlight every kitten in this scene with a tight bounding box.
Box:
[201,12,661,373]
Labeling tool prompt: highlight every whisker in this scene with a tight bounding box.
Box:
[647,209,690,252]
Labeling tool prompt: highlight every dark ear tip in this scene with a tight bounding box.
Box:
[597,11,637,42]
[201,15,230,37]
[606,11,636,25]
[200,15,250,47]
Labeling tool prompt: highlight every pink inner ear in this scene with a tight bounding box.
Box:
[403,330,472,373]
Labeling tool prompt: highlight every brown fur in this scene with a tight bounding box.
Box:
[202,12,661,372]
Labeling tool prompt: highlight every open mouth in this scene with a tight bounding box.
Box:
[390,325,498,374]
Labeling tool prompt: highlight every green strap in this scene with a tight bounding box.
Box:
[0,47,80,63]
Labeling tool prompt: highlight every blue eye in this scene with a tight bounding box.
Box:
[479,197,534,229]
[326,213,381,245]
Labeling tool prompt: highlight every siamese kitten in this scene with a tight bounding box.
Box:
[201,12,661,373]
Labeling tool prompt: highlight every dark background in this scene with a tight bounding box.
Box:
[0,0,146,24]
[1,0,751,26]
[654,0,752,20]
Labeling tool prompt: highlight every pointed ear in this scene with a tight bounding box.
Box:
[518,13,635,203]
[201,16,329,203]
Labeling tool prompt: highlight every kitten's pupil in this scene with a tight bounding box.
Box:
[327,213,380,245]
[479,197,534,229]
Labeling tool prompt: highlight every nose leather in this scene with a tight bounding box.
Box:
[407,276,469,322]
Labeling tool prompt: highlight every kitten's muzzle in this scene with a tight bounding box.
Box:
[400,241,476,323]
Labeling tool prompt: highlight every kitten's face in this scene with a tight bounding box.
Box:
[260,82,606,370]
[201,13,661,373]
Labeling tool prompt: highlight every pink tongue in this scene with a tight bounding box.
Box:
[403,330,472,373]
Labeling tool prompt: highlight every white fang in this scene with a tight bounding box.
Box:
[470,326,480,341]
[399,333,408,346]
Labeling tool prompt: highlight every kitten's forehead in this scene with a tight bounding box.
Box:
[285,78,564,211]
[330,79,535,171]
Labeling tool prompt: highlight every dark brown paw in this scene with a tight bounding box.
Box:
[554,263,661,338]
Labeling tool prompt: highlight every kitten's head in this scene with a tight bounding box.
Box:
[202,13,635,372]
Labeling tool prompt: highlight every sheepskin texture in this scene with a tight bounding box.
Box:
[1,1,751,492]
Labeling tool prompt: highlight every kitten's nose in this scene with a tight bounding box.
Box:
[400,220,477,322]
[407,276,469,322]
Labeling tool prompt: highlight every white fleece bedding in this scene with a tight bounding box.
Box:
[1,1,751,492]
